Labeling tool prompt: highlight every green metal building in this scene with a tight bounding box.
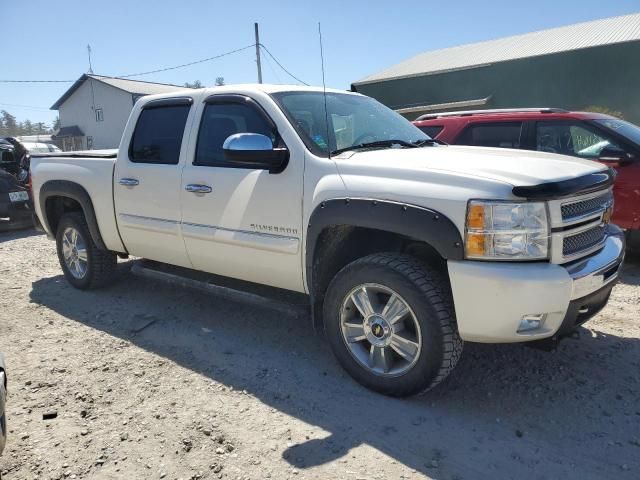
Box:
[352,14,640,123]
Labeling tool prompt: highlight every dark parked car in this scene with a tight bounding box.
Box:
[0,353,6,456]
[0,139,18,176]
[414,109,640,249]
[0,168,32,231]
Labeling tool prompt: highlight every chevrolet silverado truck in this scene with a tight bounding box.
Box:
[30,85,625,396]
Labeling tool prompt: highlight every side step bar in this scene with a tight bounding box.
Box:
[130,261,310,318]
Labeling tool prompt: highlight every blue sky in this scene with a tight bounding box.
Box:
[2,0,639,125]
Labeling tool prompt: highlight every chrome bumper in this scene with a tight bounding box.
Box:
[565,225,625,301]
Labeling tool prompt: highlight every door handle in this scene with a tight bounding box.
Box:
[185,184,212,194]
[119,178,139,187]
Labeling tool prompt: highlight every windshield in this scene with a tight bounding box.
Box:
[271,91,430,157]
[593,118,640,147]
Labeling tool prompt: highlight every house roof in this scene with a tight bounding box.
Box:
[53,126,85,138]
[50,74,187,110]
[353,13,640,86]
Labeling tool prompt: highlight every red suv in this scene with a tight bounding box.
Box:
[414,109,640,247]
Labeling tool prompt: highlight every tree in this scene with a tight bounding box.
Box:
[1,111,18,136]
[184,80,203,89]
[583,105,624,120]
[215,77,225,86]
[21,120,34,135]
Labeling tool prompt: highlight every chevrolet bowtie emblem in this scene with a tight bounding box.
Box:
[603,205,613,224]
[372,324,383,337]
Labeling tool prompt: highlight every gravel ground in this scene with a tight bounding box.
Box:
[0,228,639,480]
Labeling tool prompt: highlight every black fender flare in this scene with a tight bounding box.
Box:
[39,180,108,251]
[305,198,464,294]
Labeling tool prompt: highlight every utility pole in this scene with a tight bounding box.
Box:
[254,23,263,84]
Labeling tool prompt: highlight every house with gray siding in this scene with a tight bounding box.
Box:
[50,75,187,150]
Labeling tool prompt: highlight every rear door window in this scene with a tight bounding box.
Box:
[130,104,191,164]
[416,125,443,138]
[456,122,523,148]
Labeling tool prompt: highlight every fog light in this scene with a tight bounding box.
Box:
[518,314,547,333]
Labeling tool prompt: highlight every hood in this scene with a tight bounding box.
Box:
[334,145,606,187]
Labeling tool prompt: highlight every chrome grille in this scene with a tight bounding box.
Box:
[562,225,606,257]
[561,192,612,221]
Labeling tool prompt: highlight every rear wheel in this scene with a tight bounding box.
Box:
[56,212,117,289]
[324,253,463,397]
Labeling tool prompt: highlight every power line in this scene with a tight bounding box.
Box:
[0,79,74,83]
[0,44,255,83]
[262,48,283,84]
[1,43,308,86]
[115,44,255,78]
[0,102,52,111]
[259,44,309,85]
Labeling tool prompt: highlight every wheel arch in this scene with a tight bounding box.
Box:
[39,180,108,251]
[306,198,464,331]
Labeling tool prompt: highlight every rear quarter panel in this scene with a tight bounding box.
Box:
[31,156,125,252]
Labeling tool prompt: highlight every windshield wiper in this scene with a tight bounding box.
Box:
[412,138,447,146]
[331,139,418,156]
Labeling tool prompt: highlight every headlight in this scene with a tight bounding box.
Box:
[465,200,549,260]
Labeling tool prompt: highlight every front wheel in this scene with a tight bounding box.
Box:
[323,253,463,397]
[56,212,117,289]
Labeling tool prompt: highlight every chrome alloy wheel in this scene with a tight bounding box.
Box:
[61,227,88,279]
[340,283,422,377]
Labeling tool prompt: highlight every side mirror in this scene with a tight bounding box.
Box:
[599,147,633,167]
[223,133,289,173]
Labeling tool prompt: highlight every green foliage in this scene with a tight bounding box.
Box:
[582,105,624,120]
[215,77,225,86]
[0,110,52,137]
[184,80,203,89]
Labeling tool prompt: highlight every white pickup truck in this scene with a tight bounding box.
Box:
[31,84,625,396]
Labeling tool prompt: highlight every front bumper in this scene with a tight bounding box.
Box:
[0,196,33,230]
[448,225,625,343]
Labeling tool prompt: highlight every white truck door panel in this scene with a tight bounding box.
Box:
[114,99,194,267]
[180,95,304,292]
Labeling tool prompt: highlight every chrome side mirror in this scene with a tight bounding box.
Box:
[222,133,289,173]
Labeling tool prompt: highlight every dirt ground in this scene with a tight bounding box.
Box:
[0,228,639,480]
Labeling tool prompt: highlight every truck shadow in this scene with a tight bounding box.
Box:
[0,227,43,242]
[29,266,640,480]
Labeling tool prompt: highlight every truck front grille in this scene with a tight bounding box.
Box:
[562,225,606,257]
[561,192,612,221]
[549,187,613,263]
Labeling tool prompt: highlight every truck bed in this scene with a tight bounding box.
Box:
[29,150,125,252]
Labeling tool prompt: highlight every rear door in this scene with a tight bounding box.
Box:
[114,97,194,267]
[179,94,304,292]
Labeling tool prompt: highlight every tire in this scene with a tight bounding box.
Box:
[55,212,117,289]
[323,253,463,397]
[626,230,640,253]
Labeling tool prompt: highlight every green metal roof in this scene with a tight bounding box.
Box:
[354,13,640,86]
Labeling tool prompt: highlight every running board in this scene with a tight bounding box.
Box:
[130,261,310,318]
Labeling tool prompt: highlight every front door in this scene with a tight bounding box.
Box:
[180,94,304,292]
[114,98,194,267]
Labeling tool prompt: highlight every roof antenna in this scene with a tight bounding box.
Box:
[87,44,94,74]
[318,22,330,159]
